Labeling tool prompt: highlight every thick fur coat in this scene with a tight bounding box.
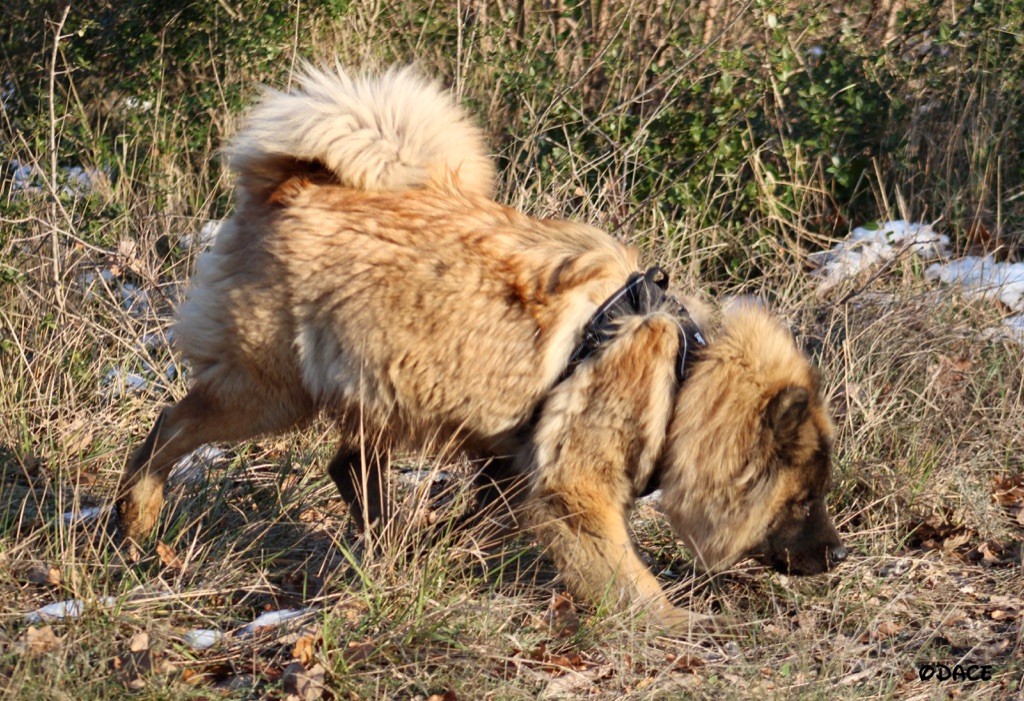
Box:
[116,65,844,632]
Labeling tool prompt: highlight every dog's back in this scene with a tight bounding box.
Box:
[175,64,638,451]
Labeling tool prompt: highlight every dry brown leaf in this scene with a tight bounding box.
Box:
[987,603,1020,621]
[17,625,63,655]
[111,238,141,275]
[331,599,367,626]
[292,631,320,666]
[283,661,326,701]
[341,639,375,665]
[129,631,150,652]
[858,620,903,643]
[545,592,581,637]
[526,642,590,676]
[942,531,973,551]
[876,620,903,638]
[182,663,233,686]
[928,354,973,393]
[538,662,612,699]
[113,646,152,689]
[911,512,976,552]
[59,417,95,456]
[667,653,705,673]
[426,692,457,701]
[25,564,61,587]
[965,540,1017,566]
[156,541,184,571]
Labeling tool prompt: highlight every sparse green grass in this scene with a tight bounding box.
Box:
[2,1,1023,699]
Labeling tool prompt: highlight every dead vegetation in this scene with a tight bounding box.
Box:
[1,1,1022,698]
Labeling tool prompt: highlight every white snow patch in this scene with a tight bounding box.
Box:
[141,328,175,351]
[808,220,950,291]
[241,608,311,636]
[9,160,33,191]
[25,597,117,624]
[102,359,177,399]
[926,256,1024,346]
[183,628,223,650]
[811,220,1024,349]
[118,282,152,316]
[102,367,149,397]
[80,269,152,317]
[925,257,1024,312]
[124,96,154,113]
[636,488,664,511]
[1003,315,1024,344]
[180,220,222,250]
[396,469,454,487]
[60,165,97,196]
[62,506,105,525]
[6,160,103,196]
[169,445,226,486]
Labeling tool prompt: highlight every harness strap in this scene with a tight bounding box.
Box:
[560,266,706,384]
[555,266,707,497]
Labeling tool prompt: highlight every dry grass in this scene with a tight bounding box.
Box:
[2,2,1023,699]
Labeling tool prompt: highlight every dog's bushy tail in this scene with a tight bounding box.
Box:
[226,63,495,200]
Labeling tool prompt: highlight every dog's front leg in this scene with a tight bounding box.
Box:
[524,314,711,630]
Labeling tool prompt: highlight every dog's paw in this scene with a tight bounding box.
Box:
[657,606,743,638]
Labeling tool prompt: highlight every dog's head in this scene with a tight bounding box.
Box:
[657,301,846,575]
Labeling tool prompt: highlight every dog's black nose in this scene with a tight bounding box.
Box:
[829,544,849,564]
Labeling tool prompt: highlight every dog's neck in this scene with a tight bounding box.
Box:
[553,266,707,498]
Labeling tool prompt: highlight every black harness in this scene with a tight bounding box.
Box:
[560,266,706,383]
[557,266,707,497]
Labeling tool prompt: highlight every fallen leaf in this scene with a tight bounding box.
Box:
[426,692,457,701]
[858,620,904,643]
[182,663,233,686]
[16,626,63,655]
[292,630,320,666]
[527,642,590,676]
[928,354,973,394]
[25,565,61,587]
[876,620,903,638]
[667,653,705,672]
[545,592,580,637]
[341,639,375,665]
[909,512,976,552]
[942,531,974,551]
[129,631,150,653]
[59,417,95,456]
[987,602,1020,621]
[538,663,613,699]
[113,636,154,689]
[283,661,326,701]
[965,540,1017,567]
[156,541,184,571]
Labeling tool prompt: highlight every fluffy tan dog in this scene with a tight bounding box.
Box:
[116,65,845,631]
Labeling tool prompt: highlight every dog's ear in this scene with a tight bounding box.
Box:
[766,385,810,445]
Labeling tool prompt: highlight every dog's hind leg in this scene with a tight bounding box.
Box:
[326,440,392,533]
[448,454,527,539]
[116,379,313,545]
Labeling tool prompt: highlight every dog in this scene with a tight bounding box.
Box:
[115,64,846,632]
